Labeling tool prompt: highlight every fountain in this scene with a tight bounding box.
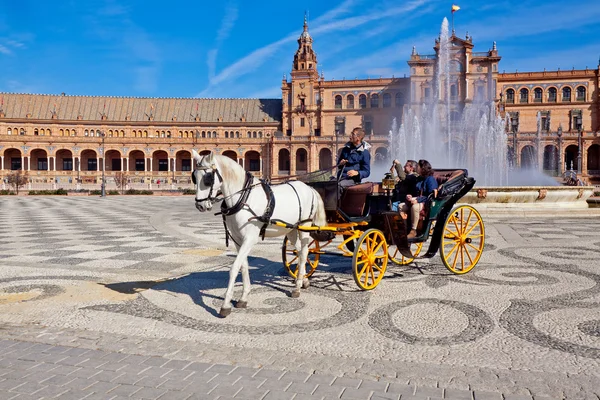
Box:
[387,18,594,211]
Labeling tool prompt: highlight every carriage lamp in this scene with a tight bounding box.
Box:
[382,173,395,190]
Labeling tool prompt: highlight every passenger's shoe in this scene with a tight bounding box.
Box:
[407,229,417,239]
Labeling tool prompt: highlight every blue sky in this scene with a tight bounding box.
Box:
[1,0,599,99]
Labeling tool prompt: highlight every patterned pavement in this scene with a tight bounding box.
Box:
[0,196,599,400]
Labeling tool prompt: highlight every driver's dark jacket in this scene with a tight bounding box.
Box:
[337,141,371,182]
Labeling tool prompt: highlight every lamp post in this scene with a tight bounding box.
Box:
[577,128,583,174]
[557,124,563,175]
[100,131,106,197]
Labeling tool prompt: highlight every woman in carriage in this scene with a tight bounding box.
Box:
[398,159,438,239]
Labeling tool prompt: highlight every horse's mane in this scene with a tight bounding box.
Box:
[211,154,246,188]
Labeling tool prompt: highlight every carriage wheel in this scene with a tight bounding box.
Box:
[353,229,388,290]
[388,242,424,265]
[282,236,320,279]
[440,205,485,274]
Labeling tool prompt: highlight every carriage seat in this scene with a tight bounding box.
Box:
[432,169,466,198]
[340,182,375,217]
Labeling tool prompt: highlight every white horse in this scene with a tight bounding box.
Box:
[192,150,326,317]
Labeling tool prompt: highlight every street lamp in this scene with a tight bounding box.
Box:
[577,127,583,173]
[100,131,106,197]
[557,124,563,175]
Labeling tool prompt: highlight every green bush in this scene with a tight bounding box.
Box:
[55,188,68,195]
[90,190,101,195]
[0,190,15,195]
[181,188,196,195]
[108,190,119,195]
[124,189,153,195]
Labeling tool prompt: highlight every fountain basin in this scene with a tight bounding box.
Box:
[460,186,595,210]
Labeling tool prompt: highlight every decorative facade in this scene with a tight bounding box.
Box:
[0,19,599,187]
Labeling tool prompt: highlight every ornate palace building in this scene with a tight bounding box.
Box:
[1,18,599,187]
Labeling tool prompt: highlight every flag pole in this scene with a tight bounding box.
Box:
[451,11,454,34]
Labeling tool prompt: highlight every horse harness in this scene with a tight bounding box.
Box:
[193,162,315,247]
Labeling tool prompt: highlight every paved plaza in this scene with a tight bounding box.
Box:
[0,196,599,400]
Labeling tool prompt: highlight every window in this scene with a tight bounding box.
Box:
[34,129,39,136]
[562,87,571,102]
[359,94,367,109]
[300,118,305,127]
[111,159,121,171]
[539,111,550,132]
[158,159,168,171]
[20,128,25,135]
[519,88,529,103]
[571,110,582,131]
[506,89,515,104]
[335,116,345,136]
[334,95,342,109]
[7,128,11,135]
[509,112,519,133]
[314,128,321,136]
[135,159,145,171]
[548,88,557,102]
[88,159,98,171]
[475,85,484,100]
[249,159,260,171]
[370,94,379,108]
[347,95,354,109]
[181,159,191,172]
[11,158,22,170]
[63,158,73,171]
[450,84,458,100]
[383,93,391,108]
[286,129,292,136]
[576,86,586,101]
[424,87,431,99]
[395,93,404,107]
[38,158,48,170]
[364,116,373,135]
[534,88,543,103]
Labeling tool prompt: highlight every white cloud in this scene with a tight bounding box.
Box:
[207,2,239,80]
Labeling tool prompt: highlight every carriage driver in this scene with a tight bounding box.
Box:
[336,127,371,189]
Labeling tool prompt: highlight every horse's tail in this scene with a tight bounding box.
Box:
[310,187,327,227]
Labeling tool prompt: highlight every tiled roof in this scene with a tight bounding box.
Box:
[0,93,282,123]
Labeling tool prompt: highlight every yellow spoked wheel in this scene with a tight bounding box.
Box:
[388,242,424,265]
[352,229,388,290]
[440,205,485,274]
[282,236,320,279]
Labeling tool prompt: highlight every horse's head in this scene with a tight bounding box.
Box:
[191,150,223,212]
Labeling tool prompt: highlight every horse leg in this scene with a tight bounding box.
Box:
[290,230,309,297]
[220,240,253,317]
[235,258,250,309]
[299,231,311,290]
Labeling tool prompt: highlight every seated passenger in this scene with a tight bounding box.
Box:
[398,159,438,239]
[391,159,419,211]
[336,127,371,191]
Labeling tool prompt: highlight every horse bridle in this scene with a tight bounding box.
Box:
[192,164,223,203]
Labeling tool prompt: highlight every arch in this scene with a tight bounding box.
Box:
[346,94,354,109]
[105,149,122,171]
[222,150,237,162]
[81,149,99,172]
[565,145,578,171]
[176,150,192,172]
[128,150,146,172]
[152,150,169,172]
[520,145,536,168]
[2,148,22,170]
[318,148,332,170]
[542,145,559,173]
[374,147,388,165]
[587,144,600,172]
[278,148,290,172]
[547,87,557,102]
[334,95,342,109]
[30,149,48,171]
[562,86,571,102]
[370,93,379,108]
[576,86,586,101]
[382,93,392,108]
[359,94,367,109]
[244,150,261,172]
[505,88,515,104]
[533,87,543,103]
[519,88,529,103]
[395,92,405,107]
[55,149,74,172]
[295,148,308,172]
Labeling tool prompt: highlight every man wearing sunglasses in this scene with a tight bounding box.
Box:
[336,127,371,189]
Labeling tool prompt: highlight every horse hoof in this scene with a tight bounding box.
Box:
[290,290,300,298]
[235,300,247,309]
[219,307,232,317]
[302,279,310,289]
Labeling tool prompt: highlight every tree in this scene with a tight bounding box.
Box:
[113,172,129,194]
[6,170,29,194]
